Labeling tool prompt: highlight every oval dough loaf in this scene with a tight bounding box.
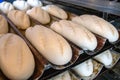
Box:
[52,71,71,80]
[25,25,72,65]
[13,0,30,11]
[50,20,97,51]
[42,5,68,19]
[72,15,119,42]
[8,10,30,29]
[0,1,14,14]
[27,7,50,24]
[0,15,8,35]
[94,50,113,66]
[73,59,93,76]
[27,0,42,7]
[0,33,35,80]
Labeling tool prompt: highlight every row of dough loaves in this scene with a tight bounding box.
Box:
[0,1,68,20]
[0,0,43,13]
[1,3,118,56]
[0,0,118,70]
[73,50,113,77]
[6,5,68,29]
[50,15,119,51]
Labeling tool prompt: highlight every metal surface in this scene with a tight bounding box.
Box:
[47,0,120,16]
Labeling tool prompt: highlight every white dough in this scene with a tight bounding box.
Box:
[0,1,14,14]
[13,0,30,11]
[27,0,42,7]
[73,59,93,76]
[94,50,113,66]
[52,71,71,80]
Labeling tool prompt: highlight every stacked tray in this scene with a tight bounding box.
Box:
[0,0,120,80]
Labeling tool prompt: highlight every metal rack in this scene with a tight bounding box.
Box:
[38,0,120,80]
[2,0,120,80]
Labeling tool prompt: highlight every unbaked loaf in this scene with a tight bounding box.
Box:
[27,7,50,24]
[13,0,30,11]
[25,25,72,65]
[50,20,97,51]
[72,15,119,42]
[94,50,113,66]
[0,33,35,80]
[8,10,30,29]
[27,0,42,7]
[0,15,8,35]
[0,1,14,14]
[42,5,68,19]
[72,59,93,76]
[50,71,71,80]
